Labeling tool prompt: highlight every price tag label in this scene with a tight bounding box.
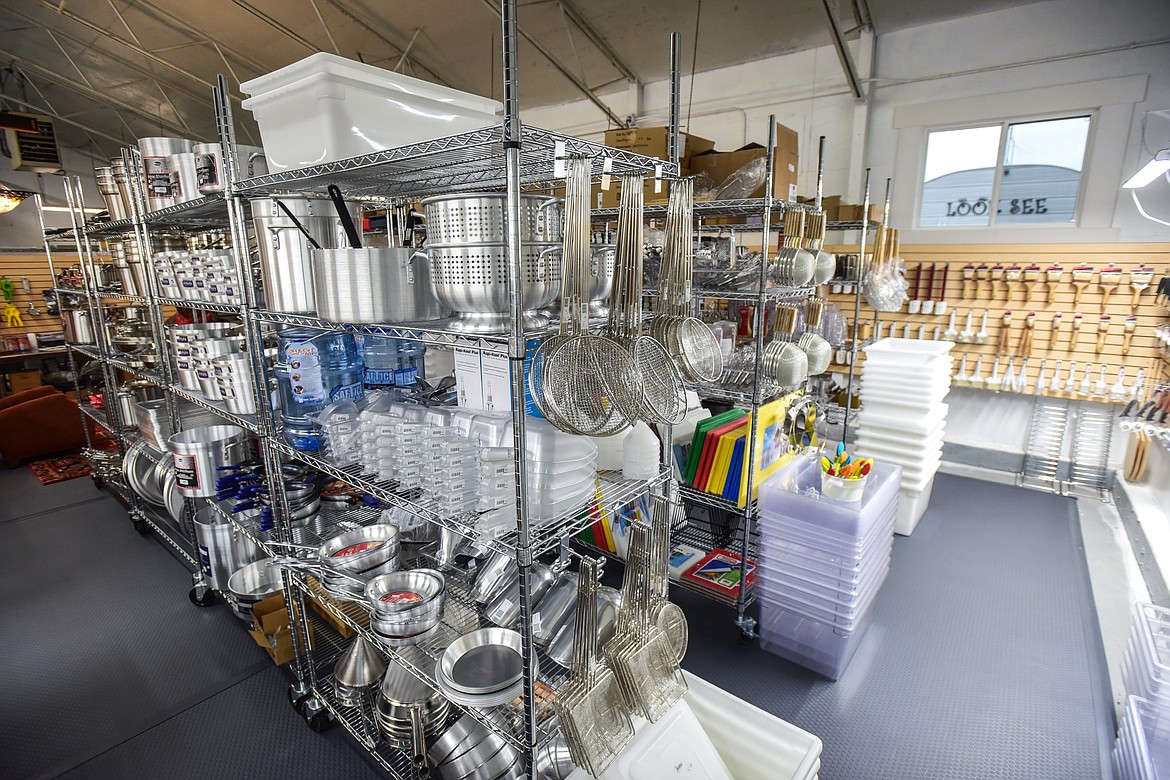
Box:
[601,157,613,191]
[553,140,567,179]
[654,162,663,193]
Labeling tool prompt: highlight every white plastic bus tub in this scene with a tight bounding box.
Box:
[241,53,501,172]
[567,671,823,780]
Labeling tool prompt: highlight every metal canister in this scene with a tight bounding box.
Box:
[167,424,249,498]
[168,152,201,204]
[250,195,358,313]
[137,137,193,211]
[193,506,261,592]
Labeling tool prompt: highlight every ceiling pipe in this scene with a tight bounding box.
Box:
[820,0,866,102]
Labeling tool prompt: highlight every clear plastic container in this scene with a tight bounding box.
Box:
[758,601,874,680]
[760,509,895,570]
[757,565,889,629]
[759,458,902,539]
[757,555,890,615]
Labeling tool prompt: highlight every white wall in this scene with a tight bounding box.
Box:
[521,0,1170,243]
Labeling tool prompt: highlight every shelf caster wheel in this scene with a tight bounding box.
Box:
[288,686,311,715]
[132,518,148,535]
[307,709,332,732]
[737,629,756,645]
[188,586,215,607]
[91,475,104,490]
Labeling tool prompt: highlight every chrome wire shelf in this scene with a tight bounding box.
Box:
[251,309,521,355]
[644,284,814,303]
[271,438,667,559]
[236,125,678,199]
[141,194,228,226]
[133,503,198,568]
[155,296,243,315]
[68,343,102,361]
[95,289,148,304]
[106,356,163,385]
[78,401,111,431]
[166,384,262,433]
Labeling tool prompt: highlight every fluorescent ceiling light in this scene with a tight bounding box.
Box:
[1122,149,1170,188]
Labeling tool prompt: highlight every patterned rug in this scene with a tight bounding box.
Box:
[28,453,92,485]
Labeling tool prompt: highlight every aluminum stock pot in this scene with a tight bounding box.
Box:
[166,424,249,498]
[421,193,562,245]
[311,247,448,324]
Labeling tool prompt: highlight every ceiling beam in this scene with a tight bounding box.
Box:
[821,0,866,102]
[33,0,246,102]
[228,0,319,52]
[123,0,270,78]
[850,0,873,31]
[476,0,624,126]
[317,0,457,88]
[0,50,192,137]
[556,0,640,85]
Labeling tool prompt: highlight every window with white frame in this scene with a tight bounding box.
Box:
[918,115,1092,227]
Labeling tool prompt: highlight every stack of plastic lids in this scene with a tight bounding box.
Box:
[854,338,953,536]
[1114,603,1170,779]
[756,456,901,680]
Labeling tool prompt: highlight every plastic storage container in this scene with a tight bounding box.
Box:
[759,601,875,681]
[274,328,364,450]
[240,53,501,171]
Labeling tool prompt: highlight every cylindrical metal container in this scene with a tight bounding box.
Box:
[194,337,244,400]
[250,195,359,313]
[168,322,243,391]
[226,559,282,621]
[168,152,200,204]
[167,424,249,497]
[311,247,448,324]
[95,166,130,220]
[63,309,95,344]
[214,353,258,415]
[194,505,262,591]
[138,137,193,211]
[111,157,136,220]
[194,143,268,195]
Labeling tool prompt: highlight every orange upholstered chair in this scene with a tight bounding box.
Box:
[0,386,96,467]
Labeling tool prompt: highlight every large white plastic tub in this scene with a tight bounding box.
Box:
[895,475,936,535]
[240,53,501,172]
[568,671,822,780]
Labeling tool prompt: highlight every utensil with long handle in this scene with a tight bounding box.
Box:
[969,355,984,388]
[997,310,1013,353]
[1097,315,1110,354]
[975,309,990,344]
[1094,365,1109,398]
[1023,264,1041,303]
[954,354,969,386]
[942,309,958,341]
[1099,266,1122,311]
[328,184,362,249]
[1123,315,1137,355]
[1046,264,1064,303]
[1110,367,1128,402]
[961,263,976,299]
[957,309,974,343]
[1129,266,1154,311]
[274,199,322,249]
[990,263,1006,299]
[1064,360,1077,394]
[1013,358,1028,393]
[1071,265,1093,307]
[922,263,937,315]
[1078,363,1093,396]
[986,355,1003,390]
[1049,360,1062,393]
[1069,313,1082,351]
[1050,312,1062,351]
[907,264,923,313]
[1002,357,1015,392]
[935,264,950,316]
[1034,359,1047,395]
[1018,311,1035,356]
[975,263,990,298]
[1005,264,1023,301]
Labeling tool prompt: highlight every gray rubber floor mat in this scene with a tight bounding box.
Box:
[0,494,269,780]
[679,473,1112,780]
[56,666,383,780]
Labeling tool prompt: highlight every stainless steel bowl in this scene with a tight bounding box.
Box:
[225,559,282,621]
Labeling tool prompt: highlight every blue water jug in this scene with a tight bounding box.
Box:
[275,327,364,450]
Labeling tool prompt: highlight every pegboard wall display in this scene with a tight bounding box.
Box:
[0,253,68,345]
[824,243,1170,403]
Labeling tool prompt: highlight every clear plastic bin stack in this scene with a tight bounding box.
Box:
[853,338,954,536]
[756,457,902,680]
[1114,603,1170,779]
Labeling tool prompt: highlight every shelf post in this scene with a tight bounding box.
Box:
[842,170,872,442]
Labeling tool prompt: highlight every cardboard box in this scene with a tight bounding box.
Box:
[603,126,715,166]
[247,593,314,666]
[835,203,883,223]
[7,370,41,394]
[308,594,358,639]
[689,122,800,202]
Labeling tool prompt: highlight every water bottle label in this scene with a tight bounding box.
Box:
[395,367,418,386]
[364,368,396,386]
[330,381,364,402]
[285,342,324,403]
